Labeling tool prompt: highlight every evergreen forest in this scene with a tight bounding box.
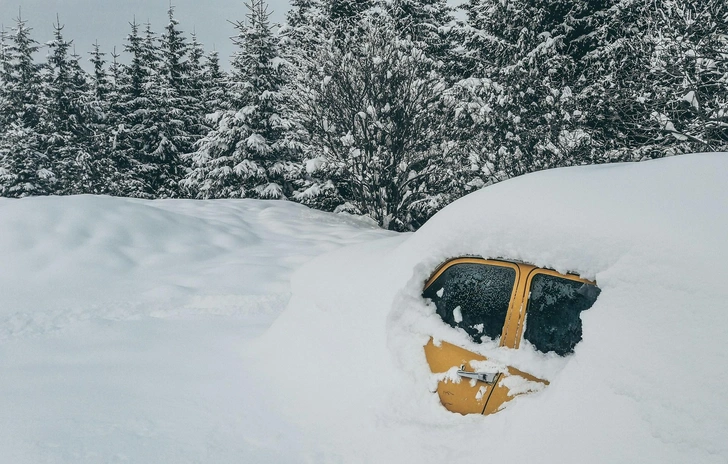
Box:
[1,0,727,230]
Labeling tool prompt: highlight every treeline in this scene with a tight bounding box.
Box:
[1,0,727,230]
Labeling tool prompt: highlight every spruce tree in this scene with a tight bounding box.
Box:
[85,41,120,193]
[202,50,228,114]
[112,19,157,197]
[326,0,372,26]
[456,0,612,182]
[143,20,184,198]
[41,18,94,194]
[386,0,454,67]
[0,26,10,129]
[0,16,51,197]
[184,0,297,199]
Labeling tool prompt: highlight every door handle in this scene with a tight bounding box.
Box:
[457,365,498,384]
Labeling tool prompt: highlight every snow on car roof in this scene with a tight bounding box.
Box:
[255,153,728,463]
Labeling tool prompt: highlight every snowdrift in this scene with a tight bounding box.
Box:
[256,153,728,463]
[0,196,393,463]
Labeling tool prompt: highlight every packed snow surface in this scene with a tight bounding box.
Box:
[3,153,728,463]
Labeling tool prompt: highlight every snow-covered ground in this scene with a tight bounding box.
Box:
[2,154,728,463]
[0,196,395,463]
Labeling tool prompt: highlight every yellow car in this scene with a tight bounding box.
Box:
[422,257,600,415]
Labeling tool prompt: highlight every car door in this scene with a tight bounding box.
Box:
[423,258,599,415]
[422,258,525,415]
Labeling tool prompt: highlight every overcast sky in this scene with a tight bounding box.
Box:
[0,0,291,67]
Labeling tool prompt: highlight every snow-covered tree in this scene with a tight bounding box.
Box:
[0,16,52,197]
[184,0,297,199]
[326,0,373,26]
[40,19,96,194]
[180,30,211,145]
[202,49,228,114]
[0,15,43,129]
[456,0,615,181]
[0,26,11,129]
[291,11,463,230]
[386,0,455,68]
[111,20,160,197]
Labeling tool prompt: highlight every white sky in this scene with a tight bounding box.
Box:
[0,0,291,67]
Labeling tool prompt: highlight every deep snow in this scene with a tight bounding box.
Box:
[254,153,728,463]
[2,154,728,463]
[0,196,394,463]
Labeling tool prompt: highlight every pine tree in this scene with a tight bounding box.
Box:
[280,0,327,61]
[326,0,372,26]
[572,0,728,159]
[1,15,43,129]
[620,0,728,153]
[0,16,51,197]
[0,26,11,129]
[40,18,95,194]
[184,0,297,199]
[187,31,206,104]
[84,41,121,194]
[156,5,202,190]
[202,49,228,114]
[455,0,612,183]
[108,47,123,89]
[88,41,110,101]
[386,0,454,67]
[112,19,157,197]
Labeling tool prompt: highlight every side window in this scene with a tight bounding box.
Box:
[423,263,516,343]
[523,274,601,356]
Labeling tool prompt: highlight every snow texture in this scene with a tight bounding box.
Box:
[253,153,728,463]
[0,195,393,463]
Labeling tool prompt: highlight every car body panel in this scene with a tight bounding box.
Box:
[424,338,494,415]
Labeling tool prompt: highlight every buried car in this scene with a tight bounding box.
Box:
[422,257,600,415]
[254,153,728,463]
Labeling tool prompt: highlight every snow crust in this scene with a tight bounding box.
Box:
[0,195,393,463]
[254,153,728,463]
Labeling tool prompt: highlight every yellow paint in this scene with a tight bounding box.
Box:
[424,338,492,415]
[422,257,593,416]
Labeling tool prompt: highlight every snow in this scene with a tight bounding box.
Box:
[2,153,728,463]
[253,153,728,463]
[0,195,394,463]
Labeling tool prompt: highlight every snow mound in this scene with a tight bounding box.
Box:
[0,195,390,333]
[256,153,728,463]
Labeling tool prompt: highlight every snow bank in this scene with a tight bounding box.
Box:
[0,196,394,463]
[255,153,728,463]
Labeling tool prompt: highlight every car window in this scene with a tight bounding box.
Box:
[423,263,516,343]
[523,274,601,356]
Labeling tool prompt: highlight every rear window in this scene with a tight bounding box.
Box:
[423,263,516,343]
[523,274,600,356]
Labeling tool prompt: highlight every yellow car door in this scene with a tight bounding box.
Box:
[423,258,600,416]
